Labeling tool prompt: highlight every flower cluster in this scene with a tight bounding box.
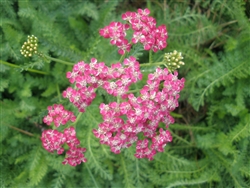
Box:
[164,50,185,72]
[99,8,168,54]
[41,129,65,154]
[41,104,87,166]
[42,56,143,166]
[20,35,38,57]
[41,127,87,166]
[62,127,87,166]
[99,22,130,55]
[40,8,185,166]
[63,56,142,111]
[93,68,185,160]
[43,104,76,127]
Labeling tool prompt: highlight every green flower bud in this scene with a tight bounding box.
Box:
[20,35,39,58]
[163,50,185,72]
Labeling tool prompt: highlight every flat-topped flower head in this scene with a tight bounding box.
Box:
[43,104,76,127]
[41,8,185,165]
[100,8,168,55]
[93,66,185,160]
[41,129,66,154]
[41,127,87,166]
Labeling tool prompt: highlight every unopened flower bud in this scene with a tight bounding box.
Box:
[20,35,39,58]
[163,50,185,72]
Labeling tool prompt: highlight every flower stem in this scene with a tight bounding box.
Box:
[117,96,121,103]
[169,130,192,146]
[71,112,83,126]
[8,124,34,137]
[118,53,126,63]
[140,61,166,67]
[56,84,62,101]
[0,60,48,75]
[43,55,75,66]
[149,50,152,64]
[126,89,141,94]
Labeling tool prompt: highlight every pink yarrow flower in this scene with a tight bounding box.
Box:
[43,104,76,127]
[94,67,185,160]
[41,129,66,154]
[41,127,87,166]
[100,8,168,54]
[41,8,185,166]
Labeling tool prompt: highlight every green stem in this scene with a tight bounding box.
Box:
[43,55,75,65]
[118,53,127,63]
[170,130,192,146]
[0,60,48,75]
[140,61,166,67]
[117,96,121,103]
[149,50,152,64]
[170,111,183,118]
[8,124,34,137]
[126,89,141,94]
[85,163,99,188]
[71,112,83,126]
[56,84,61,101]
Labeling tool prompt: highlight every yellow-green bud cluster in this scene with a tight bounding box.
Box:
[20,35,38,57]
[164,50,185,72]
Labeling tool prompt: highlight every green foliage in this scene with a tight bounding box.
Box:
[1,0,249,187]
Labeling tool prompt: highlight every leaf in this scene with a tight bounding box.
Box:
[229,115,250,142]
[41,83,57,97]
[76,2,99,20]
[0,64,10,72]
[0,79,9,92]
[29,155,48,186]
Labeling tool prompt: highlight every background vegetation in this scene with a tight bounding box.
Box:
[1,0,249,187]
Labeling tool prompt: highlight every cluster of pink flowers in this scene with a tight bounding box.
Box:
[42,56,143,166]
[42,104,87,166]
[99,22,130,55]
[99,8,168,54]
[93,68,185,160]
[62,127,87,166]
[43,104,76,127]
[41,127,87,166]
[41,8,185,166]
[63,56,142,105]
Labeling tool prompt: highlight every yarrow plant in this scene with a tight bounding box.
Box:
[21,8,185,166]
